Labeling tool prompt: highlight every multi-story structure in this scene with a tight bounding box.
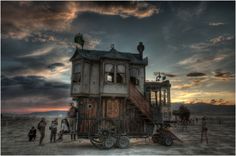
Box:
[70,42,171,139]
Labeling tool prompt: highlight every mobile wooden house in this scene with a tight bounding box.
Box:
[70,42,172,148]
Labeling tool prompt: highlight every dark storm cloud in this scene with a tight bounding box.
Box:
[1,75,70,100]
[187,72,206,77]
[2,43,73,77]
[1,75,71,110]
[213,70,235,80]
[2,1,159,40]
[48,63,65,72]
[161,72,177,77]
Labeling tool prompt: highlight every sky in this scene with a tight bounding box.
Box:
[1,1,235,114]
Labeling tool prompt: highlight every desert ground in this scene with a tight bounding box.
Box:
[1,114,235,155]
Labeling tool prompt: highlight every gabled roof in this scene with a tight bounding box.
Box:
[70,48,148,65]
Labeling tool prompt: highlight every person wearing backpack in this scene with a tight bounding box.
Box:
[68,102,78,141]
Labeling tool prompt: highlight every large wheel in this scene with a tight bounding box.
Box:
[116,136,129,148]
[164,136,173,146]
[103,136,116,149]
[89,119,118,149]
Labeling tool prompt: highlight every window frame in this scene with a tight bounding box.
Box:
[104,63,126,84]
[104,63,115,83]
[72,63,82,84]
[116,64,126,84]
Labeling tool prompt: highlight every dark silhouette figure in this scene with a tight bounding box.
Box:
[37,118,47,145]
[68,102,78,141]
[201,116,208,144]
[28,126,37,141]
[49,118,58,143]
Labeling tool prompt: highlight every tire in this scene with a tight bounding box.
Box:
[116,136,130,149]
[164,136,173,146]
[103,136,116,149]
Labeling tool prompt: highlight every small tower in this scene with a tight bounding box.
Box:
[137,42,145,59]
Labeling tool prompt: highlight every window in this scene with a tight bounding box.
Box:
[73,63,81,84]
[105,64,114,83]
[116,65,125,83]
[104,64,126,84]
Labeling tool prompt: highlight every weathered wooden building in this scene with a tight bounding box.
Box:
[70,42,172,139]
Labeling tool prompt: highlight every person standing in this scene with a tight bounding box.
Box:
[68,102,78,141]
[37,118,47,145]
[49,118,58,143]
[57,118,70,141]
[201,116,208,144]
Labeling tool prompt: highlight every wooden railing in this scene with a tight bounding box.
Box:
[129,83,151,120]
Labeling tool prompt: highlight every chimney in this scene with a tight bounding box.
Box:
[137,42,144,59]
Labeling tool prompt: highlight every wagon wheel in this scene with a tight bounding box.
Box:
[89,119,118,149]
[116,136,130,148]
[163,135,173,146]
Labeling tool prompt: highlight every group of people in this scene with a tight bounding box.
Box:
[28,102,79,145]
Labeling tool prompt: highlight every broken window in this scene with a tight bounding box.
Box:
[73,63,81,84]
[105,64,114,83]
[116,65,125,83]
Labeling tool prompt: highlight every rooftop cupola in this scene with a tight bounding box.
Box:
[137,42,144,59]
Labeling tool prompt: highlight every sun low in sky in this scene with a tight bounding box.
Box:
[1,1,235,114]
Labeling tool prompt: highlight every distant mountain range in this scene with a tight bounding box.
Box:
[2,103,234,117]
[27,111,67,117]
[172,103,235,115]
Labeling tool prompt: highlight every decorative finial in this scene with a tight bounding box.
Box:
[137,42,144,59]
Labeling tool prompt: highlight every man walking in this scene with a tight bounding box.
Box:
[37,118,47,145]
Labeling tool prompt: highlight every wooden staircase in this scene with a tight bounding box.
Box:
[128,83,152,121]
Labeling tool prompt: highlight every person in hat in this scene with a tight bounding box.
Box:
[201,116,208,144]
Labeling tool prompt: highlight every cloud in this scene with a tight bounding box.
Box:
[2,44,72,80]
[1,75,71,112]
[178,53,230,71]
[172,77,208,89]
[165,73,177,78]
[213,70,235,81]
[2,2,78,39]
[161,72,177,77]
[174,2,207,21]
[187,72,206,77]
[76,2,159,19]
[19,46,55,58]
[2,2,159,40]
[48,63,65,72]
[209,35,234,45]
[190,35,234,51]
[209,22,225,26]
